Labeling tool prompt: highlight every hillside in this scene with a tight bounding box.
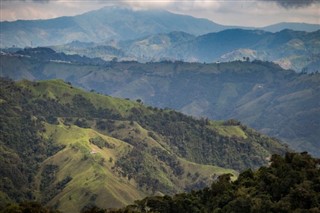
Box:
[3,152,320,212]
[0,78,287,212]
[114,152,320,213]
[159,29,320,72]
[1,54,319,157]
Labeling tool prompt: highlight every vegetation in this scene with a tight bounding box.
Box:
[0,78,287,212]
[1,54,319,157]
[94,152,320,213]
[7,152,318,213]
[1,201,61,213]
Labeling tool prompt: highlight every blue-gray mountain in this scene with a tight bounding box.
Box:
[261,22,320,33]
[0,6,228,48]
[49,29,320,72]
[1,6,319,48]
[1,51,319,157]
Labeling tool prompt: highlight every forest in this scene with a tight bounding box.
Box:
[2,152,319,212]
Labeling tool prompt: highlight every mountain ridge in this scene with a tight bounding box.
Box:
[1,6,319,48]
[45,29,320,72]
[0,6,228,48]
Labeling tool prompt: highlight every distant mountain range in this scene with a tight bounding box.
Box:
[0,6,228,48]
[261,22,320,33]
[49,29,320,72]
[1,6,319,48]
[1,51,319,157]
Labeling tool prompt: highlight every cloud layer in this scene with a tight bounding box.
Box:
[261,0,320,8]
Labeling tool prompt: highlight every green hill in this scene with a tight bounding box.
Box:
[0,78,287,212]
[1,55,318,157]
[115,152,320,213]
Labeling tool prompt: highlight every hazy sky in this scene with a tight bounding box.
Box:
[1,0,319,27]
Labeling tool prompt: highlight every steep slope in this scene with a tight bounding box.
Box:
[1,55,318,156]
[50,31,195,62]
[51,41,126,62]
[116,152,320,213]
[118,31,195,62]
[0,78,287,212]
[0,6,228,48]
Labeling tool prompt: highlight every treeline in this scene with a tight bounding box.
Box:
[129,107,286,170]
[85,152,320,213]
[3,152,318,213]
[0,78,63,203]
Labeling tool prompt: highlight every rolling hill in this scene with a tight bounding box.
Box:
[115,152,320,213]
[0,78,287,212]
[1,53,318,157]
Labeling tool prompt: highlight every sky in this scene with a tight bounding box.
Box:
[0,0,319,27]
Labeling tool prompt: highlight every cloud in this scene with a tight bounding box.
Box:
[260,0,320,8]
[1,0,50,2]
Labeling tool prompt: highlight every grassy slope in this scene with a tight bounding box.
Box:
[210,121,247,139]
[17,79,140,117]
[15,76,239,211]
[34,121,237,212]
[0,78,288,212]
[36,122,143,212]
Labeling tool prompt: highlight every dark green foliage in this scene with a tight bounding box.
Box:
[1,201,61,213]
[72,95,96,117]
[80,204,107,213]
[223,119,241,126]
[130,109,285,170]
[46,115,59,125]
[89,137,115,149]
[115,145,186,194]
[0,78,64,202]
[116,152,320,213]
[75,118,90,128]
[150,147,184,176]
[40,165,59,191]
[41,176,72,204]
[39,164,72,204]
[115,147,172,193]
